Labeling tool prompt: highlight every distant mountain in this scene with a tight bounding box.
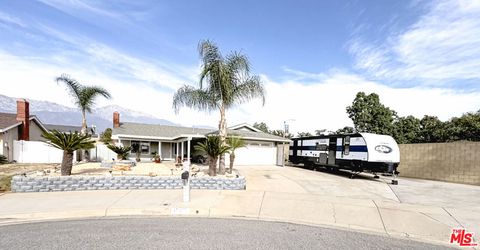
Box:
[0,94,178,132]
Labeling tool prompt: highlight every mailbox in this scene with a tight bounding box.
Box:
[181,171,189,180]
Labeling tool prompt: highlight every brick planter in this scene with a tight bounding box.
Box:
[11,175,246,192]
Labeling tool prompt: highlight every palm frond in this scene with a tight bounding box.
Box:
[231,75,265,107]
[107,145,132,160]
[80,86,112,112]
[226,136,246,152]
[194,135,230,158]
[56,73,81,105]
[226,52,250,78]
[42,130,95,153]
[173,40,265,119]
[56,74,111,114]
[172,85,218,113]
[198,40,223,89]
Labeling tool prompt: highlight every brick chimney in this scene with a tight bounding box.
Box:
[113,112,120,128]
[16,99,30,141]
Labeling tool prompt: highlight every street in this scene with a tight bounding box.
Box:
[0,217,454,250]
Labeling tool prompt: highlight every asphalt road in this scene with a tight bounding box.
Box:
[0,217,454,250]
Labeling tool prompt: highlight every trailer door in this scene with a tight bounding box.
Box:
[328,137,336,165]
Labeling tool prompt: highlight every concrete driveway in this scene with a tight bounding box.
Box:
[241,165,480,208]
[240,165,480,246]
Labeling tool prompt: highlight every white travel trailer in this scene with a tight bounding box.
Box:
[289,133,400,181]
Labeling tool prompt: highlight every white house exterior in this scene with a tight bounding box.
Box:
[111,112,290,166]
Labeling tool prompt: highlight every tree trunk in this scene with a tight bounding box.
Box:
[61,151,74,176]
[81,110,87,135]
[229,153,235,174]
[81,110,89,162]
[218,105,227,175]
[208,156,217,176]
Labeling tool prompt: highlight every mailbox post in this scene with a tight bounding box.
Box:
[181,169,190,202]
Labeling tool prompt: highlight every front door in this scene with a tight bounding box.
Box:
[328,137,336,165]
[276,144,284,166]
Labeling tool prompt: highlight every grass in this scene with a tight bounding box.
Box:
[0,175,12,192]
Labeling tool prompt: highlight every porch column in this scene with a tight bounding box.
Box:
[170,143,173,159]
[176,142,179,159]
[158,141,162,159]
[181,141,184,161]
[187,138,191,164]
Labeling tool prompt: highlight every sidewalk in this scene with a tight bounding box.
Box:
[0,165,478,248]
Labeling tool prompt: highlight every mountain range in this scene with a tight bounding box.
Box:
[0,94,179,133]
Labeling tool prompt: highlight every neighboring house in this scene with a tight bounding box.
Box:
[44,124,82,133]
[111,112,291,165]
[44,124,98,136]
[0,99,49,161]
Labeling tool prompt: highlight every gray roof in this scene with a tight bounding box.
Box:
[207,129,290,142]
[113,122,214,139]
[0,113,48,133]
[113,122,290,142]
[44,124,82,133]
[0,112,20,130]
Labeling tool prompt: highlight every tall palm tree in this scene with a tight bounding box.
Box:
[173,40,265,175]
[194,135,230,176]
[226,136,246,174]
[56,74,111,134]
[42,130,95,176]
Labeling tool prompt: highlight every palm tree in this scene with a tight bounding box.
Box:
[226,136,246,174]
[42,130,95,176]
[173,40,265,175]
[194,135,230,176]
[56,74,111,134]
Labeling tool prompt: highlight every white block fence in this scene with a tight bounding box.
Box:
[13,140,69,164]
[12,141,119,164]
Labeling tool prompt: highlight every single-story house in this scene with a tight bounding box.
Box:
[0,99,49,161]
[111,112,291,165]
[44,124,98,136]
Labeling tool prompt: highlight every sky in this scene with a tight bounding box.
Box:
[0,0,479,134]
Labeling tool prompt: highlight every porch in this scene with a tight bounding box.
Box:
[117,137,202,163]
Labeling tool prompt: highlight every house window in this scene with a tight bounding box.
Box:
[131,141,150,155]
[141,142,150,154]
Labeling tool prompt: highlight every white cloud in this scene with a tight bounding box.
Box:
[0,49,216,127]
[211,71,480,134]
[30,24,197,91]
[0,11,26,28]
[349,0,480,82]
[1,50,479,134]
[37,0,121,20]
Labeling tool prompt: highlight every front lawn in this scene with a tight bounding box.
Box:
[0,163,59,192]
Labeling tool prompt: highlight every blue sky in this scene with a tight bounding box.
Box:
[0,0,479,132]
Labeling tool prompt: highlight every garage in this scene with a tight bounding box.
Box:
[226,142,278,165]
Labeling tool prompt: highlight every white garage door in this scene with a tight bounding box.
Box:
[227,146,277,165]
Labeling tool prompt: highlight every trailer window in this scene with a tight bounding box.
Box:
[344,136,350,155]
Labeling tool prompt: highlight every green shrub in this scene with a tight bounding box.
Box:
[0,155,8,165]
[107,145,132,160]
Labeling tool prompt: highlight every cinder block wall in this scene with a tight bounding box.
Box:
[11,175,247,192]
[399,142,480,185]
